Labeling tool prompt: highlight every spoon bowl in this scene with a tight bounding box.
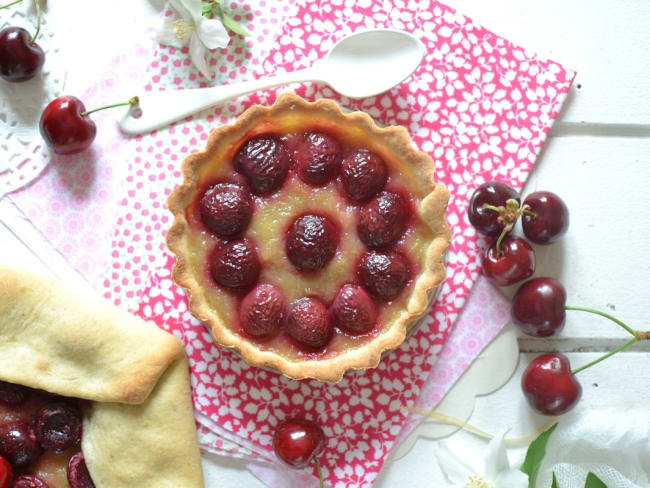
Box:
[119,29,425,135]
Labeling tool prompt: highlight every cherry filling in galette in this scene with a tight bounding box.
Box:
[167,93,451,382]
[0,382,93,488]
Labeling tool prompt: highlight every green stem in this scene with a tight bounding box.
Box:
[565,305,637,337]
[30,0,40,44]
[571,337,638,375]
[495,227,507,256]
[522,208,537,218]
[81,97,139,117]
[0,0,23,9]
[481,203,501,213]
[314,457,324,488]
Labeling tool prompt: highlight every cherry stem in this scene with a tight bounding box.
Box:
[81,97,140,117]
[0,0,23,9]
[30,0,40,45]
[495,227,507,256]
[565,305,637,337]
[571,337,638,375]
[313,457,324,488]
[481,203,501,213]
[522,208,537,218]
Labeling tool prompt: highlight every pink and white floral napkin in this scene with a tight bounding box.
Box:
[5,0,575,486]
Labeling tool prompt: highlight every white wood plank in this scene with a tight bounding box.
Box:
[445,0,650,125]
[497,137,650,342]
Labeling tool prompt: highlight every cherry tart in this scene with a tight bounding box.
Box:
[167,93,451,382]
[0,266,204,487]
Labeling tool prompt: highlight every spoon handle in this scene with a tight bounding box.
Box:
[118,67,321,135]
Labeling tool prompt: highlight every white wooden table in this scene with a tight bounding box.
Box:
[2,1,649,486]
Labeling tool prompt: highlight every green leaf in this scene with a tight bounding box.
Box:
[520,423,558,488]
[201,1,213,17]
[551,472,559,488]
[219,9,251,37]
[585,472,608,488]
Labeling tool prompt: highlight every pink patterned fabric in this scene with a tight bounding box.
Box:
[122,2,574,486]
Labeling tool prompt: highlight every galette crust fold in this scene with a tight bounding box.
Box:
[0,265,204,487]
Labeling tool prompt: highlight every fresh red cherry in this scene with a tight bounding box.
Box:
[12,475,49,488]
[286,214,339,272]
[512,278,566,337]
[522,191,569,244]
[210,239,260,290]
[39,96,97,155]
[0,381,30,405]
[295,131,342,186]
[481,236,535,287]
[35,401,82,453]
[0,421,41,468]
[340,150,388,202]
[357,190,409,249]
[273,418,325,469]
[239,284,286,338]
[521,353,582,415]
[199,183,253,238]
[357,251,409,301]
[0,26,44,82]
[467,181,521,236]
[67,452,95,488]
[330,284,376,334]
[234,135,290,195]
[287,297,332,349]
[0,455,11,488]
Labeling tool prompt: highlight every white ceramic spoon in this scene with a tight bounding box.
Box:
[118,29,425,135]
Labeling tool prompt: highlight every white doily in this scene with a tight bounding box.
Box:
[0,1,66,198]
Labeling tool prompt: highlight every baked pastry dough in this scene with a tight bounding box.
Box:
[167,93,451,382]
[0,265,204,487]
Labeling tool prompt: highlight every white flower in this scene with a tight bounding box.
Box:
[151,0,230,79]
[435,430,529,488]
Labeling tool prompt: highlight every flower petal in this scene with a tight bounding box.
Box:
[494,468,529,488]
[150,14,188,48]
[484,429,510,481]
[435,441,474,485]
[197,18,230,49]
[170,0,193,20]
[189,33,212,79]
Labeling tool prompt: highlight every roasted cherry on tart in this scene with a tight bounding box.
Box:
[167,93,450,382]
[0,380,94,488]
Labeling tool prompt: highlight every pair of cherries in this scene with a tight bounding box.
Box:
[468,181,569,287]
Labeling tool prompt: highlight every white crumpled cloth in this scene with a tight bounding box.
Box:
[537,408,650,488]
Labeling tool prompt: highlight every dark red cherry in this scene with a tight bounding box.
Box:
[287,298,332,349]
[273,418,325,469]
[357,251,409,301]
[35,402,82,453]
[340,150,387,202]
[240,284,286,338]
[67,452,95,488]
[481,236,535,287]
[39,96,97,155]
[233,135,290,195]
[295,132,342,186]
[512,278,566,337]
[0,27,45,82]
[0,421,41,468]
[199,183,253,238]
[0,381,30,405]
[522,191,569,244]
[467,181,521,236]
[330,284,376,334]
[210,239,260,290]
[358,191,409,249]
[12,475,50,488]
[0,455,11,488]
[286,214,339,272]
[521,353,582,416]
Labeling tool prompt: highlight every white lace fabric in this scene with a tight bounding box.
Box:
[0,2,66,198]
[538,408,650,488]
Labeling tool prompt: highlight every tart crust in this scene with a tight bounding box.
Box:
[167,92,451,383]
[0,265,204,487]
